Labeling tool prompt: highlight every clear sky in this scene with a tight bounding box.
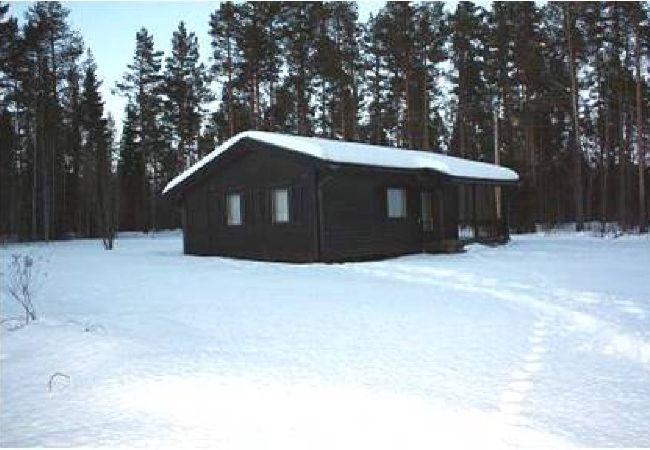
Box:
[6,1,493,130]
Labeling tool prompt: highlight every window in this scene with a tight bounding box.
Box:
[226,192,242,225]
[272,187,290,223]
[421,191,433,232]
[387,188,407,218]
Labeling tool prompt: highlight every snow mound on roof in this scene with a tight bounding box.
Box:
[163,131,519,194]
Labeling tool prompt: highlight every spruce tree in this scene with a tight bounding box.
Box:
[116,27,163,231]
[163,21,210,174]
[81,54,114,246]
[118,104,144,231]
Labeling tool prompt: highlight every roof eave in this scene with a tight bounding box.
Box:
[445,174,520,186]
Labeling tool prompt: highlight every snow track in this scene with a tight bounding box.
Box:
[1,233,649,447]
[349,257,650,368]
[497,316,550,444]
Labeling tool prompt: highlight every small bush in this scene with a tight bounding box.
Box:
[5,253,46,325]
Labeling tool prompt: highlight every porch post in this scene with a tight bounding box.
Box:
[472,184,478,241]
[494,107,502,222]
[503,188,510,242]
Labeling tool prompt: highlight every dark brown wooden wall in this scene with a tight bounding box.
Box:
[181,141,319,261]
[318,167,458,261]
[443,184,460,240]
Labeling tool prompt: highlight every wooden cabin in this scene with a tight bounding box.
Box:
[162,131,519,262]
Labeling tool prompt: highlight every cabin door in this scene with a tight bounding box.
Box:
[420,190,442,245]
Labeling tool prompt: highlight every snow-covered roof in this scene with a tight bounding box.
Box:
[163,131,519,195]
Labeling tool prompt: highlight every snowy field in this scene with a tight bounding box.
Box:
[1,232,649,448]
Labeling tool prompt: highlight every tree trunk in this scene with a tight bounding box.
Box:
[340,87,346,139]
[268,78,275,130]
[350,58,359,141]
[31,116,38,240]
[140,89,148,233]
[372,53,381,144]
[394,69,402,147]
[422,64,430,150]
[320,80,327,136]
[405,67,412,148]
[564,4,584,231]
[619,99,628,231]
[494,106,501,220]
[250,71,259,130]
[635,20,646,232]
[599,39,609,234]
[297,70,309,136]
[227,32,234,137]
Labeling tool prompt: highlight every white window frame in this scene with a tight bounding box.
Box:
[226,191,243,226]
[387,187,407,219]
[272,187,290,223]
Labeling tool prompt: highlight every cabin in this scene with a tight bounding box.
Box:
[162,131,519,262]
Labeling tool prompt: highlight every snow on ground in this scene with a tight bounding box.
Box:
[1,232,649,448]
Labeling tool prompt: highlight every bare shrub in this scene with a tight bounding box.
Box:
[48,372,70,393]
[4,253,47,325]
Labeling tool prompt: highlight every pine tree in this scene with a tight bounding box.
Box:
[486,2,554,225]
[450,2,491,159]
[2,0,649,238]
[62,64,83,234]
[362,12,391,145]
[0,2,21,238]
[414,2,447,150]
[282,2,318,136]
[311,2,336,137]
[257,2,282,131]
[209,2,239,138]
[377,2,417,147]
[625,3,648,232]
[236,2,268,130]
[197,111,220,158]
[23,1,83,240]
[562,2,586,231]
[329,1,361,140]
[81,54,115,246]
[117,104,144,231]
[581,3,613,230]
[116,27,163,231]
[267,80,296,133]
[163,21,210,174]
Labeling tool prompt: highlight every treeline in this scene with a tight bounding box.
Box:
[1,1,648,242]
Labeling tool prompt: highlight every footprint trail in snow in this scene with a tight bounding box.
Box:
[498,316,551,445]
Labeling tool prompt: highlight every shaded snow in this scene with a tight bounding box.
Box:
[1,233,649,447]
[163,131,519,194]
